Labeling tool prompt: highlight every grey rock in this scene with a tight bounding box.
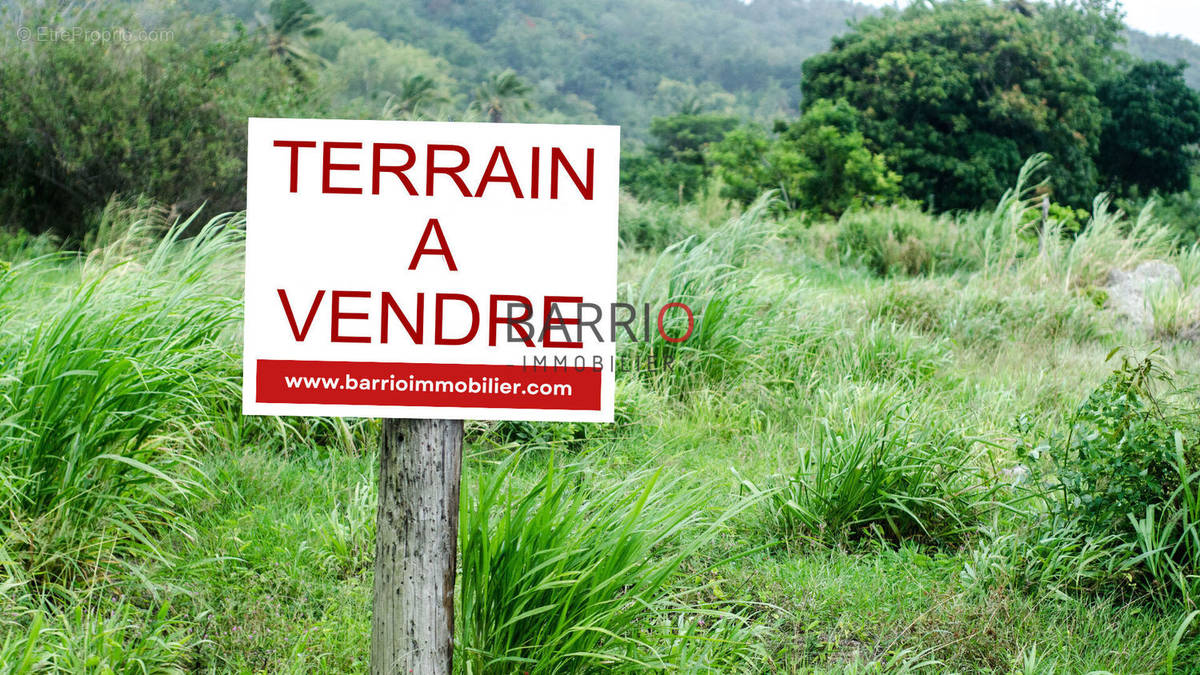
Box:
[1104,260,1182,332]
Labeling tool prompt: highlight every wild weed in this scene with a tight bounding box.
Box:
[0,602,193,675]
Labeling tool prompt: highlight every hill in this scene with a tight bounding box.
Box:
[185,0,1200,138]
[1126,30,1200,89]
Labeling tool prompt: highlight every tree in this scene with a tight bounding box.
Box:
[621,112,739,202]
[1098,60,1200,195]
[709,99,899,215]
[261,0,324,81]
[705,125,773,205]
[802,0,1104,210]
[472,70,531,123]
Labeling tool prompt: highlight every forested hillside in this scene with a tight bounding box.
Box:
[5,0,1198,236]
[185,0,1200,135]
[183,0,875,136]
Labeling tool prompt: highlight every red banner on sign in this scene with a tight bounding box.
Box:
[255,359,601,410]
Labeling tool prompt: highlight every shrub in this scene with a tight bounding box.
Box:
[1026,354,1198,536]
[621,113,739,204]
[981,354,1200,604]
[709,99,900,216]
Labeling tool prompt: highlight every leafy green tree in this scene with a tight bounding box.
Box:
[709,99,899,215]
[472,70,531,123]
[621,112,739,202]
[1098,60,1200,195]
[802,0,1103,210]
[646,113,740,168]
[1037,0,1127,80]
[705,125,773,205]
[775,99,900,215]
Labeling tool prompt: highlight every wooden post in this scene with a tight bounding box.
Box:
[371,418,464,675]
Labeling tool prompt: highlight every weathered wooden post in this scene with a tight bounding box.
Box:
[371,418,463,675]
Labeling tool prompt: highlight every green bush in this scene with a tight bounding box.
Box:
[709,99,899,216]
[1025,355,1199,536]
[621,113,739,204]
[978,354,1200,604]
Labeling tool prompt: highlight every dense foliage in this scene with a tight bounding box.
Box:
[803,1,1102,210]
[1099,60,1200,195]
[799,0,1200,214]
[710,99,900,215]
[620,113,739,203]
[0,7,319,237]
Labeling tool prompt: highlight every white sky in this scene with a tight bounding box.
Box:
[855,0,1200,46]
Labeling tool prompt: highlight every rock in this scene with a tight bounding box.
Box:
[1103,260,1182,332]
[1181,322,1200,343]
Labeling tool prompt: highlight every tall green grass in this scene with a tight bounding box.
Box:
[740,403,1001,548]
[457,455,765,673]
[0,601,193,674]
[0,207,243,595]
[631,194,804,394]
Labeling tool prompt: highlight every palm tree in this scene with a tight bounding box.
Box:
[472,70,531,123]
[382,74,449,120]
[258,0,324,81]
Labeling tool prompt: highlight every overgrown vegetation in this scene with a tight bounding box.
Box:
[2,149,1200,672]
[4,0,1200,671]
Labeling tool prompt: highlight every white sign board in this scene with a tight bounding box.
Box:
[243,118,618,422]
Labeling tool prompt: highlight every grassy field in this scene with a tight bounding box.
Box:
[2,164,1200,673]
